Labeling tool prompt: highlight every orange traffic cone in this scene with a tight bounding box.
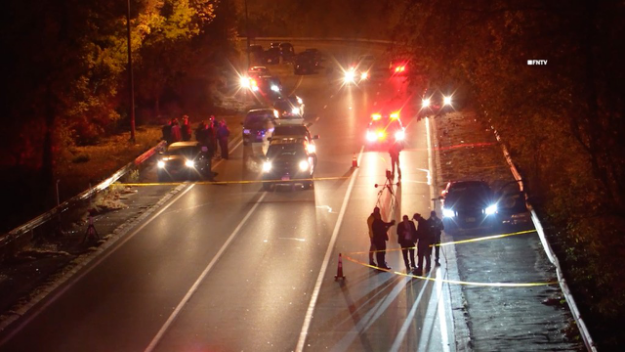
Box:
[335,253,346,281]
[352,154,358,168]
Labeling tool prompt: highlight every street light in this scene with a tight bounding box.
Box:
[126,0,136,143]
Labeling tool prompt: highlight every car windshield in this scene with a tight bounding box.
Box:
[274,101,291,111]
[166,146,199,156]
[245,113,271,126]
[369,119,402,131]
[446,182,493,204]
[273,125,309,136]
[267,144,306,158]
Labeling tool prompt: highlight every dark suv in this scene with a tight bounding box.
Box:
[440,180,498,232]
[261,139,316,190]
[241,108,277,145]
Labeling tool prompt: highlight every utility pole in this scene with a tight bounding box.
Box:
[126,0,136,143]
[245,0,251,70]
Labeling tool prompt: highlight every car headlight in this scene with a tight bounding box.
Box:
[366,131,377,141]
[485,204,498,216]
[185,159,195,168]
[377,130,385,139]
[262,161,272,172]
[395,130,405,141]
[443,95,453,106]
[442,208,455,218]
[271,84,280,92]
[344,71,355,83]
[296,97,303,104]
[240,76,250,89]
[360,72,368,80]
[157,160,165,169]
[307,144,316,153]
[292,107,300,115]
[422,98,431,108]
[299,160,310,171]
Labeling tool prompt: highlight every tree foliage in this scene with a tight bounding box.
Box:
[0,0,237,228]
[392,0,625,348]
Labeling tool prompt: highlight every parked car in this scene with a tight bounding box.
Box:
[241,108,277,145]
[269,124,319,164]
[280,42,295,61]
[261,138,316,190]
[273,95,305,123]
[248,44,265,64]
[265,43,281,64]
[439,180,499,232]
[157,141,212,181]
[294,52,317,74]
[365,110,406,148]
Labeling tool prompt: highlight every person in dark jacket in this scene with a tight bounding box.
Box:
[216,119,230,159]
[427,210,445,266]
[366,207,381,266]
[397,214,417,272]
[181,115,192,141]
[413,212,433,274]
[170,118,182,143]
[161,119,172,145]
[372,212,396,270]
[195,120,216,180]
[389,141,402,180]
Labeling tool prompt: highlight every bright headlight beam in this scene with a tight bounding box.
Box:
[422,98,431,108]
[299,160,310,171]
[262,161,272,172]
[185,160,195,168]
[157,160,165,168]
[443,95,453,106]
[442,208,455,218]
[485,204,498,215]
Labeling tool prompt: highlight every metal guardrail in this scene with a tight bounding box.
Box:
[0,141,165,261]
[492,128,597,351]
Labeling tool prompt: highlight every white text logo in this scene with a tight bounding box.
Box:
[527,59,548,66]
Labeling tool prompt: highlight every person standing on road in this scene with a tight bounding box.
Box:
[366,207,381,266]
[413,213,433,274]
[170,118,182,143]
[397,214,417,272]
[216,119,230,159]
[161,119,172,145]
[181,115,192,141]
[427,210,445,266]
[196,120,216,180]
[389,141,402,180]
[372,210,396,270]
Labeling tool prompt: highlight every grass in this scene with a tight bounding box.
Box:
[56,126,163,201]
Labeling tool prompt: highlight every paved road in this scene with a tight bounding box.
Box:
[0,40,581,352]
[0,43,459,352]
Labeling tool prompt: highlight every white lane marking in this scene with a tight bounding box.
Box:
[414,168,432,185]
[295,145,364,352]
[278,238,307,242]
[324,105,328,109]
[0,184,197,347]
[144,192,268,352]
[426,116,450,352]
[389,273,433,352]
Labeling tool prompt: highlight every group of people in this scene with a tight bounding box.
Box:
[161,114,231,160]
[367,207,444,274]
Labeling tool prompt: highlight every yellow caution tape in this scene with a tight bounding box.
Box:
[116,175,351,187]
[342,253,557,287]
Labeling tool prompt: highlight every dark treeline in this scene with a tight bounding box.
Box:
[0,0,239,230]
[390,0,624,348]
